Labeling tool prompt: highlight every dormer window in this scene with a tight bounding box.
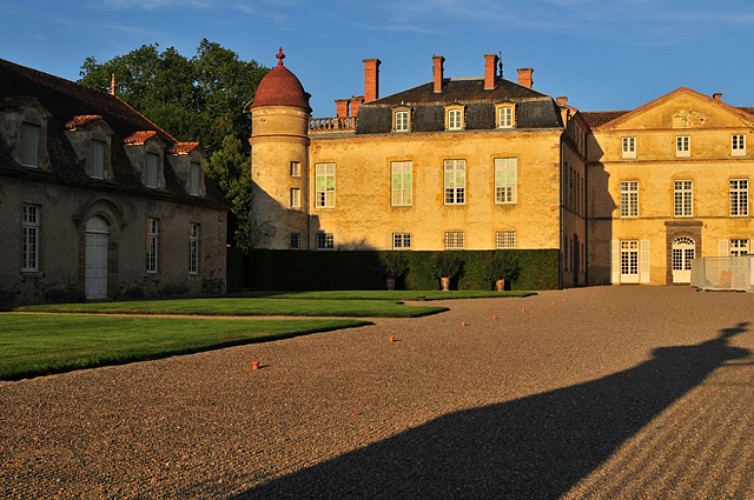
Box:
[124,131,166,190]
[445,105,465,131]
[393,107,411,133]
[0,97,51,170]
[167,141,206,197]
[189,161,201,196]
[21,123,40,167]
[64,115,114,180]
[496,104,516,128]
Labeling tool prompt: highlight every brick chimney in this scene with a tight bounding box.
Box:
[484,54,498,90]
[350,96,364,117]
[517,68,534,88]
[713,93,723,102]
[433,55,445,93]
[335,99,350,118]
[363,58,381,103]
[556,96,568,107]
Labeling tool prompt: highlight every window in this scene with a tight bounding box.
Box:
[730,179,749,216]
[444,231,464,249]
[146,217,160,273]
[21,204,40,272]
[146,152,159,188]
[290,233,301,249]
[622,137,636,159]
[316,232,334,250]
[189,162,201,196]
[730,239,749,257]
[732,134,746,157]
[392,233,411,249]
[290,188,301,209]
[673,180,693,217]
[394,110,410,132]
[676,136,690,158]
[189,223,200,274]
[315,163,336,208]
[495,231,516,249]
[620,181,639,218]
[495,158,518,204]
[21,123,40,167]
[446,107,463,131]
[290,161,301,177]
[444,159,466,205]
[391,161,413,207]
[497,106,514,128]
[91,139,105,179]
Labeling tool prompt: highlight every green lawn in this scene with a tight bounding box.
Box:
[0,314,369,380]
[16,297,449,318]
[238,290,536,301]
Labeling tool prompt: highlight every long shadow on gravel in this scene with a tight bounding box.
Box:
[235,322,751,500]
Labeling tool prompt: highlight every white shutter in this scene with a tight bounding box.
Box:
[610,240,620,283]
[719,240,729,257]
[640,240,650,283]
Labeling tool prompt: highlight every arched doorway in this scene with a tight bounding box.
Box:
[85,216,109,299]
[672,236,695,283]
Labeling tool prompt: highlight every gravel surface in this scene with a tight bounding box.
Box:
[1,286,753,499]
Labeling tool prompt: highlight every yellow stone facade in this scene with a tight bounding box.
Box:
[587,87,754,285]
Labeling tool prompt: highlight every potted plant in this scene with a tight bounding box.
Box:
[431,252,463,291]
[381,252,409,290]
[484,251,521,291]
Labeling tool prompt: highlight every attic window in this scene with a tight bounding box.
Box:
[146,153,159,188]
[496,104,516,129]
[445,105,465,131]
[21,123,40,167]
[189,161,201,196]
[393,107,411,133]
[91,140,106,179]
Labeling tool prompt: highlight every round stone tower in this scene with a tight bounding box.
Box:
[249,48,311,249]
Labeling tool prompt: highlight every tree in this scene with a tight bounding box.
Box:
[79,41,268,249]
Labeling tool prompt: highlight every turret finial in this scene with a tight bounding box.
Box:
[276,48,285,67]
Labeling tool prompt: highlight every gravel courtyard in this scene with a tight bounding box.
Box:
[1,286,754,499]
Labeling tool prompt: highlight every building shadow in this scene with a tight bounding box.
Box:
[233,322,750,499]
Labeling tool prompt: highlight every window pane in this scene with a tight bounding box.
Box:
[91,140,105,179]
[21,123,40,167]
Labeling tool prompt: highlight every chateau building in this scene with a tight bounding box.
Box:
[0,58,228,304]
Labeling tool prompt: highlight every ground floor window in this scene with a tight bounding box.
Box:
[392,233,411,249]
[290,233,301,249]
[730,239,749,256]
[495,231,516,249]
[444,231,464,249]
[316,232,334,250]
[21,204,40,272]
[146,217,160,273]
[189,223,200,274]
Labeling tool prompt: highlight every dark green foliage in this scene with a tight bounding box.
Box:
[43,287,86,304]
[241,250,560,291]
[381,252,410,278]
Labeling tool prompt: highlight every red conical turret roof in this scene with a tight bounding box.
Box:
[250,48,311,112]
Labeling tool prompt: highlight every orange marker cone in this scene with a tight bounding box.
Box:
[388,335,395,343]
[251,361,260,370]
[521,307,527,313]
[461,320,468,327]
[492,314,498,320]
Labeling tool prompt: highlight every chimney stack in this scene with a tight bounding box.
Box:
[350,96,364,117]
[433,55,445,93]
[517,68,534,89]
[335,99,350,118]
[713,93,723,102]
[484,54,498,90]
[556,96,568,107]
[363,58,381,103]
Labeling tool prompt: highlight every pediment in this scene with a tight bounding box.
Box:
[596,88,754,131]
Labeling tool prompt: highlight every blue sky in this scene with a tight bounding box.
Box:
[4,0,754,117]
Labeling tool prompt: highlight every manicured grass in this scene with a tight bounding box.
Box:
[240,290,536,301]
[0,314,370,380]
[16,297,448,318]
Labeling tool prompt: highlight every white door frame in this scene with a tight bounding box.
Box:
[620,240,640,284]
[672,236,695,283]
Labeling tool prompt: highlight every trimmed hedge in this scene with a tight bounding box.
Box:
[242,249,560,291]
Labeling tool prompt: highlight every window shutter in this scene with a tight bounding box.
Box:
[719,240,729,257]
[640,240,650,283]
[610,240,619,283]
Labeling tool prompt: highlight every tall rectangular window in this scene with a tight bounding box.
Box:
[444,159,466,205]
[146,217,160,273]
[495,158,518,204]
[392,233,411,249]
[188,223,200,274]
[673,180,693,217]
[146,153,159,188]
[676,136,690,158]
[730,179,749,216]
[290,161,301,177]
[622,137,636,159]
[290,188,301,209]
[21,123,40,167]
[316,232,334,250]
[21,204,40,272]
[394,111,409,132]
[732,134,746,157]
[620,181,639,218]
[315,163,335,208]
[189,162,201,196]
[444,231,464,249]
[290,233,301,249]
[91,139,105,179]
[498,107,513,128]
[495,231,516,249]
[447,109,462,130]
[391,161,413,207]
[730,239,749,257]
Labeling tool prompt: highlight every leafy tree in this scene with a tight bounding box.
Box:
[79,41,268,250]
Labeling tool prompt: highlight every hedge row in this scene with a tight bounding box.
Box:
[240,249,560,291]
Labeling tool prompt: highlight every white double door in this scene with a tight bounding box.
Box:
[85,216,109,299]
